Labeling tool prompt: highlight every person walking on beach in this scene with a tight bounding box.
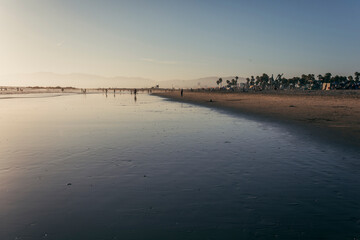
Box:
[134,89,137,95]
[181,89,183,97]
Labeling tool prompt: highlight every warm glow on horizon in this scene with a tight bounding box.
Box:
[1,0,360,85]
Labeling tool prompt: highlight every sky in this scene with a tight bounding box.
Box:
[0,0,359,81]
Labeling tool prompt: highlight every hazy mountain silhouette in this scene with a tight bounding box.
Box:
[0,72,154,88]
[0,72,245,88]
[159,76,245,88]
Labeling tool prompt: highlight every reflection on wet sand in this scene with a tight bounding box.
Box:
[0,93,359,240]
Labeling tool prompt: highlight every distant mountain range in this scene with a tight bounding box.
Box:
[0,72,245,89]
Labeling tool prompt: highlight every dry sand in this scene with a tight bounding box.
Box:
[154,90,360,148]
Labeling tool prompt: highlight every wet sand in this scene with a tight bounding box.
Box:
[0,87,121,99]
[153,90,360,147]
[2,87,359,147]
[0,87,147,96]
[0,87,93,95]
[2,92,359,239]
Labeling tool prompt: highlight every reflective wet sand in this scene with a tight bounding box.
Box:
[0,93,359,239]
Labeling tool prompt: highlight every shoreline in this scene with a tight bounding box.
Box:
[2,88,359,148]
[153,90,360,148]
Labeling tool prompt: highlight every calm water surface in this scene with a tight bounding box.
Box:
[0,93,359,240]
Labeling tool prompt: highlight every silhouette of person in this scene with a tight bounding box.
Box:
[181,89,183,97]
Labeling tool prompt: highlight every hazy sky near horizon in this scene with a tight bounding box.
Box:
[0,0,359,80]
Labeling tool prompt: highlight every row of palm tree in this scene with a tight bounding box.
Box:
[216,76,239,88]
[216,72,360,90]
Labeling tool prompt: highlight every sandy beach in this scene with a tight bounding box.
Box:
[154,90,360,147]
[0,87,150,96]
[0,87,81,95]
[2,87,359,147]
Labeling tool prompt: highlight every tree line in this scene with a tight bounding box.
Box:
[216,72,360,90]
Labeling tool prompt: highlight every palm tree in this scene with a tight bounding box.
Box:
[300,74,308,86]
[226,80,231,87]
[260,73,269,89]
[255,76,260,86]
[307,74,315,82]
[324,73,332,83]
[216,78,223,88]
[275,74,283,89]
[235,76,239,88]
[281,77,288,88]
[317,74,323,81]
[269,74,274,86]
[355,72,360,82]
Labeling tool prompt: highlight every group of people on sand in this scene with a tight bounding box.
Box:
[79,88,156,97]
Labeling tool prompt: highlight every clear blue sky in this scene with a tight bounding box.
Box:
[0,0,359,80]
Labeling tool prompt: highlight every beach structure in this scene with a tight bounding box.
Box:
[322,83,330,90]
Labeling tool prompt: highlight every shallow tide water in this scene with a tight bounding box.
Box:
[0,93,359,240]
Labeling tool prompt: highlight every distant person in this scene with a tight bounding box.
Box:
[181,89,183,97]
[134,89,137,95]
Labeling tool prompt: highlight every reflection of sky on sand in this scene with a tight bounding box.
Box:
[0,93,359,240]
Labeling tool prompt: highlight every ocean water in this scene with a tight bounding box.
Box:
[0,93,359,240]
